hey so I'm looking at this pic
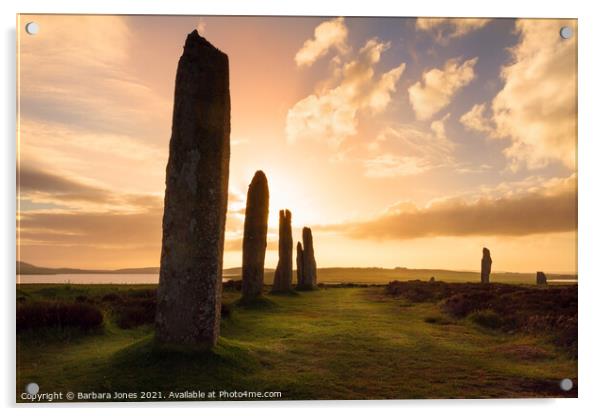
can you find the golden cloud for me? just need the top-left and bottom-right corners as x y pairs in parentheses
(491, 19), (577, 170)
(416, 18), (492, 44)
(320, 174), (577, 239)
(430, 113), (450, 141)
(18, 165), (163, 213)
(408, 57), (478, 121)
(363, 154), (432, 178)
(287, 37), (405, 146)
(294, 17), (349, 67)
(362, 119), (455, 178)
(459, 103), (493, 133)
(18, 167), (249, 269)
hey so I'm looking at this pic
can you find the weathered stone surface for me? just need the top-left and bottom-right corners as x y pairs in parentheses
(296, 227), (317, 290)
(296, 241), (304, 288)
(272, 209), (293, 293)
(241, 171), (269, 300)
(156, 30), (230, 348)
(481, 247), (492, 284)
(536, 271), (547, 285)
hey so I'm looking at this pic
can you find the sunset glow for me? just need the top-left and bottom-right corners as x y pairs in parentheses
(17, 15), (577, 273)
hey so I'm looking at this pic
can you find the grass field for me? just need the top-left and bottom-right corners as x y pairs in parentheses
(16, 283), (577, 401)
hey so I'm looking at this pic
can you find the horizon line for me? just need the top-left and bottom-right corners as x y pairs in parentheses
(16, 260), (578, 276)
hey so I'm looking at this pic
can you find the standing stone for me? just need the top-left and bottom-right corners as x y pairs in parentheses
(296, 241), (304, 288)
(481, 247), (492, 284)
(241, 171), (269, 301)
(536, 271), (548, 285)
(155, 30), (230, 348)
(302, 227), (317, 287)
(296, 227), (317, 290)
(272, 210), (293, 293)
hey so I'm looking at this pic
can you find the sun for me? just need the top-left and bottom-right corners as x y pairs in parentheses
(261, 167), (311, 230)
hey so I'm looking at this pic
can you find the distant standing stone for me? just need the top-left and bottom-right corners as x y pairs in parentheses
(156, 30), (230, 348)
(481, 247), (492, 284)
(297, 227), (317, 290)
(241, 171), (270, 300)
(272, 209), (293, 293)
(536, 271), (548, 285)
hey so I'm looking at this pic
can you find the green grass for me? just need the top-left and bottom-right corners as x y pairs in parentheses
(16, 284), (577, 401)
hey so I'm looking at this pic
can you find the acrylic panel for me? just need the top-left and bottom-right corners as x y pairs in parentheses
(16, 14), (577, 402)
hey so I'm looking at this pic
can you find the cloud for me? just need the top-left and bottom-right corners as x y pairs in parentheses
(18, 166), (245, 254)
(287, 38), (406, 146)
(19, 16), (171, 140)
(19, 119), (166, 183)
(18, 15), (171, 202)
(460, 103), (493, 133)
(19, 164), (243, 215)
(18, 165), (163, 212)
(408, 57), (478, 120)
(491, 19), (577, 170)
(416, 18), (492, 44)
(430, 113), (450, 140)
(320, 174), (576, 239)
(363, 154), (432, 178)
(362, 120), (455, 178)
(19, 166), (110, 203)
(18, 209), (163, 248)
(18, 202), (255, 270)
(17, 166), (165, 266)
(19, 206), (248, 268)
(18, 15), (173, 223)
(294, 17), (349, 67)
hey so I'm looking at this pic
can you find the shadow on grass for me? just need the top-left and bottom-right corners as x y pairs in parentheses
(100, 336), (262, 394)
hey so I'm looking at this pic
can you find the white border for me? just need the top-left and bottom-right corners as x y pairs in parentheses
(2, 1), (601, 415)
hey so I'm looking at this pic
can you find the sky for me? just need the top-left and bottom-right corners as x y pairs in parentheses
(17, 15), (577, 273)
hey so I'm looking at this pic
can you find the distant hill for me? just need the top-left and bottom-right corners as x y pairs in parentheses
(16, 261), (271, 276)
(17, 261), (160, 275)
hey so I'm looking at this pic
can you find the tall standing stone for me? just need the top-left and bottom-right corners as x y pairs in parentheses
(155, 30), (230, 348)
(303, 227), (318, 288)
(272, 210), (293, 293)
(241, 171), (269, 300)
(481, 247), (492, 284)
(536, 271), (547, 285)
(296, 227), (317, 290)
(296, 241), (304, 288)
